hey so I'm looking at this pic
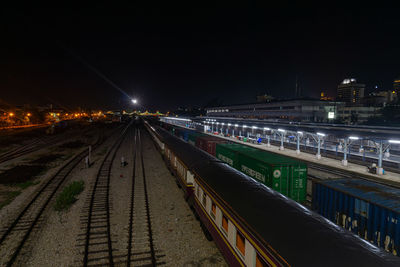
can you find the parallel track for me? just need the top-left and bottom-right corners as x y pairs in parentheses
(82, 123), (130, 266)
(0, 128), (109, 266)
(126, 127), (156, 266)
(0, 135), (61, 164)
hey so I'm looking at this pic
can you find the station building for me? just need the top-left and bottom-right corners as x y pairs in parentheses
(205, 99), (344, 123)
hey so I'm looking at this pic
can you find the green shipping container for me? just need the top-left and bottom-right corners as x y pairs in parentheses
(215, 143), (307, 203)
(216, 143), (257, 168)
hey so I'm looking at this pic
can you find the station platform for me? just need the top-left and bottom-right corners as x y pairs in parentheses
(205, 132), (400, 187)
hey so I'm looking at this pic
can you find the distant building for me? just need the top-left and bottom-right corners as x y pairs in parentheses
(320, 92), (334, 101)
(337, 78), (365, 104)
(363, 90), (397, 106)
(205, 99), (343, 123)
(256, 94), (275, 103)
(394, 77), (400, 95)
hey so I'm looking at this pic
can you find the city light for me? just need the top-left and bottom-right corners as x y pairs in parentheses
(349, 136), (359, 140)
(389, 140), (400, 144)
(131, 99), (137, 104)
(27, 113), (31, 117)
(9, 112), (14, 117)
(317, 132), (325, 136)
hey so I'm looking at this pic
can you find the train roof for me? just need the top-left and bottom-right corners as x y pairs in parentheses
(154, 124), (400, 266)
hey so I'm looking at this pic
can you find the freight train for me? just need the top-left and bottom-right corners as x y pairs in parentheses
(159, 121), (307, 203)
(144, 120), (400, 266)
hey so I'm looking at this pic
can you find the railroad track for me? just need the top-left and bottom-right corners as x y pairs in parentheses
(0, 126), (113, 266)
(81, 123), (130, 266)
(127, 127), (156, 266)
(0, 135), (60, 164)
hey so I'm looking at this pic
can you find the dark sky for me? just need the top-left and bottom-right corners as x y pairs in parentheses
(1, 3), (400, 111)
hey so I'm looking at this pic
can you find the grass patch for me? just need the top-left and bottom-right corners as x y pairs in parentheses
(54, 180), (85, 211)
(0, 191), (21, 209)
(0, 165), (45, 184)
(59, 140), (85, 149)
(14, 180), (40, 189)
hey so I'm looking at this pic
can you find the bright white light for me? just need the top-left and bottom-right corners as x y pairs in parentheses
(216, 122), (219, 125)
(317, 132), (325, 137)
(389, 140), (400, 144)
(221, 123), (225, 125)
(278, 129), (285, 132)
(234, 124), (239, 127)
(328, 112), (335, 119)
(243, 125), (247, 128)
(264, 127), (270, 131)
(297, 131), (303, 134)
(252, 126), (258, 129)
(228, 123), (231, 126)
(131, 99), (137, 104)
(349, 136), (359, 140)
(165, 117), (191, 122)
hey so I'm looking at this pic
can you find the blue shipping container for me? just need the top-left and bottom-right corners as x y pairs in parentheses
(312, 178), (400, 256)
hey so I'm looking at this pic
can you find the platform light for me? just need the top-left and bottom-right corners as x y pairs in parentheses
(252, 126), (258, 129)
(243, 125), (247, 128)
(389, 140), (400, 144)
(317, 132), (325, 137)
(297, 131), (303, 134)
(278, 128), (285, 132)
(234, 124), (239, 127)
(221, 123), (225, 125)
(227, 123), (231, 126)
(349, 136), (359, 140)
(216, 122), (219, 125)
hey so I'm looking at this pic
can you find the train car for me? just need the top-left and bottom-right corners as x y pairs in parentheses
(144, 120), (400, 266)
(313, 178), (400, 256)
(195, 135), (227, 156)
(152, 126), (212, 201)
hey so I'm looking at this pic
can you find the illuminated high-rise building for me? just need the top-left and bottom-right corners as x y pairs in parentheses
(337, 78), (365, 104)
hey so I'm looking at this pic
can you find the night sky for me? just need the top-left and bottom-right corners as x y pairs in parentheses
(1, 3), (400, 111)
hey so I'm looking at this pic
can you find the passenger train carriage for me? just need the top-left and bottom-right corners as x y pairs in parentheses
(144, 120), (400, 266)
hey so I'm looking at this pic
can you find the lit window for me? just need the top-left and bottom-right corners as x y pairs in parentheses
(256, 253), (268, 267)
(202, 193), (207, 206)
(221, 215), (228, 233)
(210, 202), (216, 219)
(236, 230), (245, 256)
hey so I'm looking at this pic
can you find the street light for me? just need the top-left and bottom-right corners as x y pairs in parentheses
(131, 99), (137, 104)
